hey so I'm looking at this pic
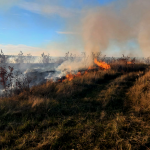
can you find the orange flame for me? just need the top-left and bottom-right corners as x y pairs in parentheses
(127, 61), (132, 64)
(66, 73), (74, 81)
(88, 66), (95, 70)
(63, 58), (110, 82)
(94, 58), (110, 69)
(75, 72), (81, 77)
(84, 71), (88, 75)
(65, 72), (82, 81)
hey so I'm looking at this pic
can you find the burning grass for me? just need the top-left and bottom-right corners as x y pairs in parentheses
(0, 61), (150, 149)
(94, 58), (111, 69)
(59, 58), (111, 82)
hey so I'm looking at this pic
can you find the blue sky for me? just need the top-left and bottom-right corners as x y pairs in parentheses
(0, 0), (118, 56)
(0, 0), (146, 57)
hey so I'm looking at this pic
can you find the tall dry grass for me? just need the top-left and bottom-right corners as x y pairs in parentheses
(0, 63), (150, 150)
(125, 69), (150, 113)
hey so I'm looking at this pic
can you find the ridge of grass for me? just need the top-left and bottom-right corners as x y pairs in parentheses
(0, 64), (150, 150)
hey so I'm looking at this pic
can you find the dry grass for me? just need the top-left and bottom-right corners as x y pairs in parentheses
(126, 69), (150, 113)
(0, 64), (150, 150)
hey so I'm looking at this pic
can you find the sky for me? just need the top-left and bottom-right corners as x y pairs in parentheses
(0, 0), (148, 57)
(0, 0), (118, 56)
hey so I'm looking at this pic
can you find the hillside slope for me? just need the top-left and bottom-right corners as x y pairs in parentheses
(0, 65), (150, 150)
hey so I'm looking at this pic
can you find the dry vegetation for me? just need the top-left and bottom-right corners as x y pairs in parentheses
(0, 57), (150, 149)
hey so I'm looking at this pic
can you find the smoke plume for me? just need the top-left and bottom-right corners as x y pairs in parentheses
(81, 0), (150, 57)
(58, 0), (150, 72)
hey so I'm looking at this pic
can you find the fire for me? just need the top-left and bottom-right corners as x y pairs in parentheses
(84, 71), (88, 75)
(65, 71), (82, 81)
(75, 72), (81, 77)
(127, 61), (132, 64)
(88, 66), (95, 70)
(58, 57), (135, 83)
(66, 73), (74, 81)
(62, 58), (110, 82)
(94, 58), (110, 69)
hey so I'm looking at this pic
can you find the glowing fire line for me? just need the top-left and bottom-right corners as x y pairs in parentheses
(63, 58), (110, 82)
(94, 58), (111, 69)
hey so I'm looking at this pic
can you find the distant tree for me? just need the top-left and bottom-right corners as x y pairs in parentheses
(26, 53), (34, 63)
(0, 50), (9, 63)
(40, 52), (51, 63)
(81, 52), (90, 68)
(92, 52), (101, 61)
(65, 52), (70, 60)
(15, 51), (25, 63)
(65, 52), (76, 61)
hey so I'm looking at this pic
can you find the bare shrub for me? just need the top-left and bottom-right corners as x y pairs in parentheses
(0, 66), (31, 97)
(65, 52), (76, 61)
(15, 51), (25, 63)
(81, 52), (89, 68)
(40, 52), (51, 63)
(145, 57), (150, 64)
(0, 50), (10, 63)
(12, 71), (31, 95)
(91, 52), (101, 60)
(26, 53), (34, 63)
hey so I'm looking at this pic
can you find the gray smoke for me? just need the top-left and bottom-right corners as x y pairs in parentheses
(82, 0), (150, 57)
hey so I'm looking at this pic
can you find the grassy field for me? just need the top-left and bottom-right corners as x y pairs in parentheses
(0, 63), (150, 150)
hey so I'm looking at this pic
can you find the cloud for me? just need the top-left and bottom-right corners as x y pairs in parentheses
(1, 0), (149, 58)
(0, 43), (82, 57)
(0, 44), (46, 56)
(0, 0), (19, 5)
(0, 0), (22, 10)
(17, 1), (79, 18)
(44, 41), (83, 57)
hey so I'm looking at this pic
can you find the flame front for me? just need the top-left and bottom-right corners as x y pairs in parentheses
(65, 72), (82, 81)
(127, 61), (132, 64)
(64, 58), (110, 82)
(94, 58), (110, 69)
(66, 73), (74, 81)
